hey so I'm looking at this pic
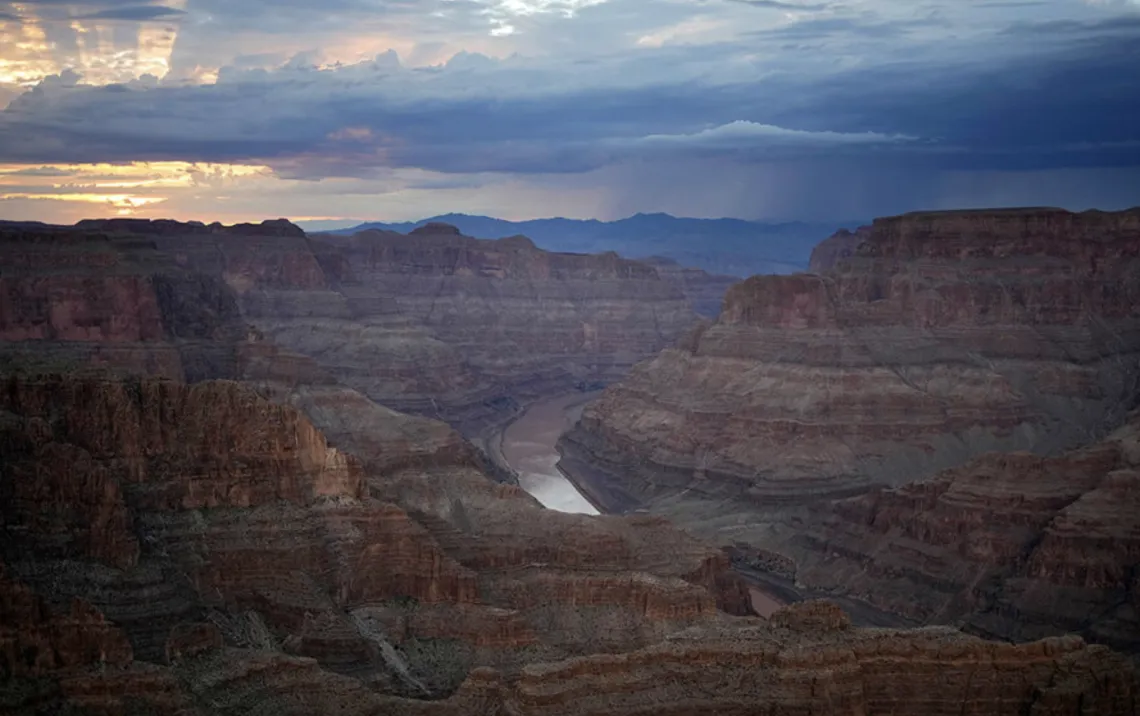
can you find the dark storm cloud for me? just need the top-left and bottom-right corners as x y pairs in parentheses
(1, 7), (1138, 181)
(1000, 15), (1140, 36)
(745, 15), (940, 40)
(776, 34), (1140, 170)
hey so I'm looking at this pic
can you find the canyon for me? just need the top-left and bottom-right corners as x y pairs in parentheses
(2, 209), (1140, 714)
(558, 207), (1140, 652)
(2, 374), (1135, 715)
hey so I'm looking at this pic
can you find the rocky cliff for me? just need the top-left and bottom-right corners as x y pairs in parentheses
(254, 224), (698, 432)
(1, 373), (1135, 715)
(639, 257), (738, 318)
(808, 225), (870, 273)
(558, 207), (1140, 646)
(562, 208), (1140, 506)
(2, 218), (704, 436)
(787, 410), (1140, 653)
(0, 373), (753, 708)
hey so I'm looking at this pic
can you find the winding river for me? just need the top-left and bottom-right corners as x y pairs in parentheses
(495, 391), (789, 617)
(498, 392), (601, 515)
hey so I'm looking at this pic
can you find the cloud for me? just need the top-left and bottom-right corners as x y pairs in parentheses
(1, 0), (1138, 222)
(74, 5), (185, 20)
(0, 165), (73, 176)
(723, 0), (831, 10)
(4, 17), (1137, 175)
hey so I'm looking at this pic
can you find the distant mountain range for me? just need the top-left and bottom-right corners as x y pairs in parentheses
(307, 213), (865, 277)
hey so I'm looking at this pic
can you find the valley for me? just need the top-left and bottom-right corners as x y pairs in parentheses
(1, 209), (1138, 715)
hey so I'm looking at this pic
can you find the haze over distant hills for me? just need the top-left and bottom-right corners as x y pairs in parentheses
(306, 213), (863, 277)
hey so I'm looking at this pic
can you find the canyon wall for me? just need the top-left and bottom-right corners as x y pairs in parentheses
(0, 373), (751, 704)
(255, 224), (698, 431)
(1, 372), (1135, 715)
(639, 256), (738, 317)
(558, 208), (1140, 647)
(809, 225), (870, 273)
(787, 410), (1140, 653)
(3, 212), (1140, 713)
(37, 218), (703, 434)
(562, 208), (1140, 507)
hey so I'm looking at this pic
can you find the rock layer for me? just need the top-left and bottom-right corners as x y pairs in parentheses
(788, 411), (1140, 653)
(1, 218), (704, 437)
(0, 373), (758, 711)
(558, 207), (1140, 651)
(639, 257), (738, 318)
(808, 225), (870, 273)
(252, 225), (698, 432)
(561, 208), (1140, 508)
(3, 207), (1140, 712)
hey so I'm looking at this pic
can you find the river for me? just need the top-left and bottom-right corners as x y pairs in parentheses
(496, 391), (792, 617)
(498, 392), (601, 515)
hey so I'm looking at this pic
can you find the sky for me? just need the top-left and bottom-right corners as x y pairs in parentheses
(0, 0), (1138, 225)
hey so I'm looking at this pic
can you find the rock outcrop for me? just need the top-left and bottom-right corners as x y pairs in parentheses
(0, 373), (757, 711)
(3, 209), (1140, 713)
(639, 257), (738, 318)
(246, 225), (698, 432)
(561, 208), (1140, 508)
(0, 223), (249, 382)
(787, 410), (1140, 653)
(809, 225), (870, 273)
(558, 207), (1140, 648)
(4, 550), (1136, 716)
(1, 218), (704, 437)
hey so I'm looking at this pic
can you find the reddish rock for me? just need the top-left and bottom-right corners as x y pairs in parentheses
(0, 564), (133, 678)
(0, 369), (1136, 715)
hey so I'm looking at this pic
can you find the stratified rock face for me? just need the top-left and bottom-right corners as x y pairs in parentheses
(787, 411), (1140, 653)
(1, 348), (1137, 711)
(505, 602), (1138, 716)
(0, 373), (759, 712)
(560, 208), (1140, 512)
(1, 218), (705, 435)
(248, 225), (698, 431)
(808, 225), (870, 273)
(638, 257), (738, 318)
(0, 224), (250, 382)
